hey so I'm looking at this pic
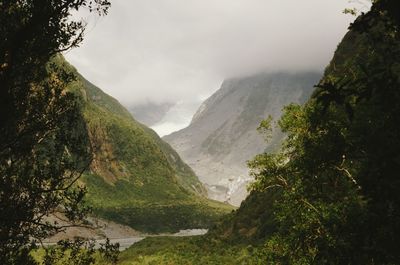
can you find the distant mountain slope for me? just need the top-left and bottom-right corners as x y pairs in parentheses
(128, 102), (174, 127)
(212, 4), (400, 259)
(164, 72), (321, 205)
(55, 56), (233, 233)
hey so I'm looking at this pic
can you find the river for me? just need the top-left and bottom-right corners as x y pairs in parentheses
(96, 229), (208, 250)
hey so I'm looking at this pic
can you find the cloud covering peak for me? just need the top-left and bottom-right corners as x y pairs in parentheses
(66, 0), (358, 107)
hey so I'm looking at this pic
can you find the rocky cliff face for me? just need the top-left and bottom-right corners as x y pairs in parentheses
(164, 72), (321, 205)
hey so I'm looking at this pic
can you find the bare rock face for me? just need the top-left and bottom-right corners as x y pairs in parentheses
(164, 72), (321, 206)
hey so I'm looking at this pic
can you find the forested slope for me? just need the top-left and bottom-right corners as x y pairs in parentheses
(56, 56), (233, 233)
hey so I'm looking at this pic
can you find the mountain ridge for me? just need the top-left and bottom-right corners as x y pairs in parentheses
(54, 55), (233, 233)
(164, 72), (321, 205)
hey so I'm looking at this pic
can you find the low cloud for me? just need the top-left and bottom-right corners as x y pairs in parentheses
(66, 0), (359, 107)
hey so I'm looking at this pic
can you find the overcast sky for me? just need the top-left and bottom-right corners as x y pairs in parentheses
(65, 0), (361, 136)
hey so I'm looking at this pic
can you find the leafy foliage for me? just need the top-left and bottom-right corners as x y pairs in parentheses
(245, 2), (400, 264)
(0, 62), (94, 262)
(32, 238), (119, 265)
(0, 1), (113, 264)
(105, 236), (268, 265)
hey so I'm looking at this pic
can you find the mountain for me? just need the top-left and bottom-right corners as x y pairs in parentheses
(163, 72), (321, 205)
(128, 102), (174, 127)
(55, 56), (233, 233)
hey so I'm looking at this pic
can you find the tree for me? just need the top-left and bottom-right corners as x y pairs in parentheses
(0, 1), (113, 264)
(249, 1), (400, 263)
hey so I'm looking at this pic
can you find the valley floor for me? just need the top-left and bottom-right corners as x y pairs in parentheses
(96, 236), (266, 265)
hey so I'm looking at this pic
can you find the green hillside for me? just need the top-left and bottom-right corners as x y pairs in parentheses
(54, 56), (233, 233)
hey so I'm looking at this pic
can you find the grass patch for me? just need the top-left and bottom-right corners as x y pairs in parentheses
(109, 236), (267, 265)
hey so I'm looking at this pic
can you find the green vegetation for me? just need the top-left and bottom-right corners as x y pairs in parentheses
(106, 193), (277, 265)
(98, 236), (266, 265)
(236, 2), (400, 263)
(32, 238), (119, 265)
(82, 173), (232, 233)
(53, 57), (233, 233)
(191, 3), (400, 264)
(0, 1), (112, 264)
